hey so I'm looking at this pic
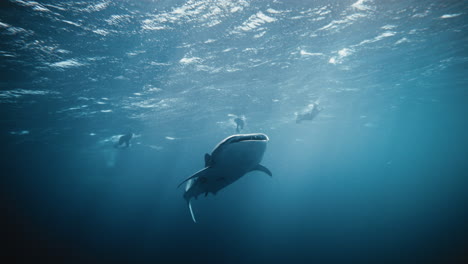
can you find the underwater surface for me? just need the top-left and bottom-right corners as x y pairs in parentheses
(1, 0), (468, 263)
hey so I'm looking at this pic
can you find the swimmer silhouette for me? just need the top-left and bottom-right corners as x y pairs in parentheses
(114, 133), (133, 148)
(234, 117), (245, 133)
(296, 103), (322, 124)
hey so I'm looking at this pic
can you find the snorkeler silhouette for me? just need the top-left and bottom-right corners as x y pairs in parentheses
(234, 117), (245, 133)
(296, 103), (322, 124)
(114, 133), (133, 148)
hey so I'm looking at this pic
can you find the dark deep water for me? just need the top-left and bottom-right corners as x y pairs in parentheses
(1, 0), (468, 263)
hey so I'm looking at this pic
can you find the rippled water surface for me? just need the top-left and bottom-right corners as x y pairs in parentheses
(1, 0), (467, 263)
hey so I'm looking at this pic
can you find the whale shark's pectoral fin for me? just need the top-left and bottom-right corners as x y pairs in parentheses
(252, 164), (272, 177)
(204, 153), (212, 167)
(178, 167), (209, 188)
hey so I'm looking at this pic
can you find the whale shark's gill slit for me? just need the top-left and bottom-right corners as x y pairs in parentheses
(188, 201), (197, 223)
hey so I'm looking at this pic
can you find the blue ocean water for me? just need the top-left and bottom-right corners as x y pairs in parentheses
(1, 0), (468, 263)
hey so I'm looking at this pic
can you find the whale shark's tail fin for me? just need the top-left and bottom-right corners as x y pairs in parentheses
(188, 200), (197, 223)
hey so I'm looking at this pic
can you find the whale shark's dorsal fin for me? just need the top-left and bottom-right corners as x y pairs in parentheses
(204, 153), (212, 167)
(252, 164), (272, 177)
(178, 167), (209, 188)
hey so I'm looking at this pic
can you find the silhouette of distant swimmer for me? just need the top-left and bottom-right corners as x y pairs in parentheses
(296, 103), (322, 124)
(115, 133), (133, 148)
(234, 117), (245, 133)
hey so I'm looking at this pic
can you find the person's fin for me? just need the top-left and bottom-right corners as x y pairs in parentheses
(178, 168), (209, 188)
(204, 153), (212, 167)
(252, 164), (272, 177)
(188, 200), (197, 223)
(205, 192), (208, 197)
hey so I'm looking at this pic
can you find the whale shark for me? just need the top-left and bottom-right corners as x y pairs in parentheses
(178, 133), (272, 222)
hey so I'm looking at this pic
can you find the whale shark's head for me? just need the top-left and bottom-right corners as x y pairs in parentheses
(211, 133), (269, 165)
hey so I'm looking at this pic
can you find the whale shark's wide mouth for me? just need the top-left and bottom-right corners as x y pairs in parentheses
(228, 133), (269, 143)
(212, 133), (269, 153)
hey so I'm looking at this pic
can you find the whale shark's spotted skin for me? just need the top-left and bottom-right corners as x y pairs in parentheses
(179, 133), (272, 222)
